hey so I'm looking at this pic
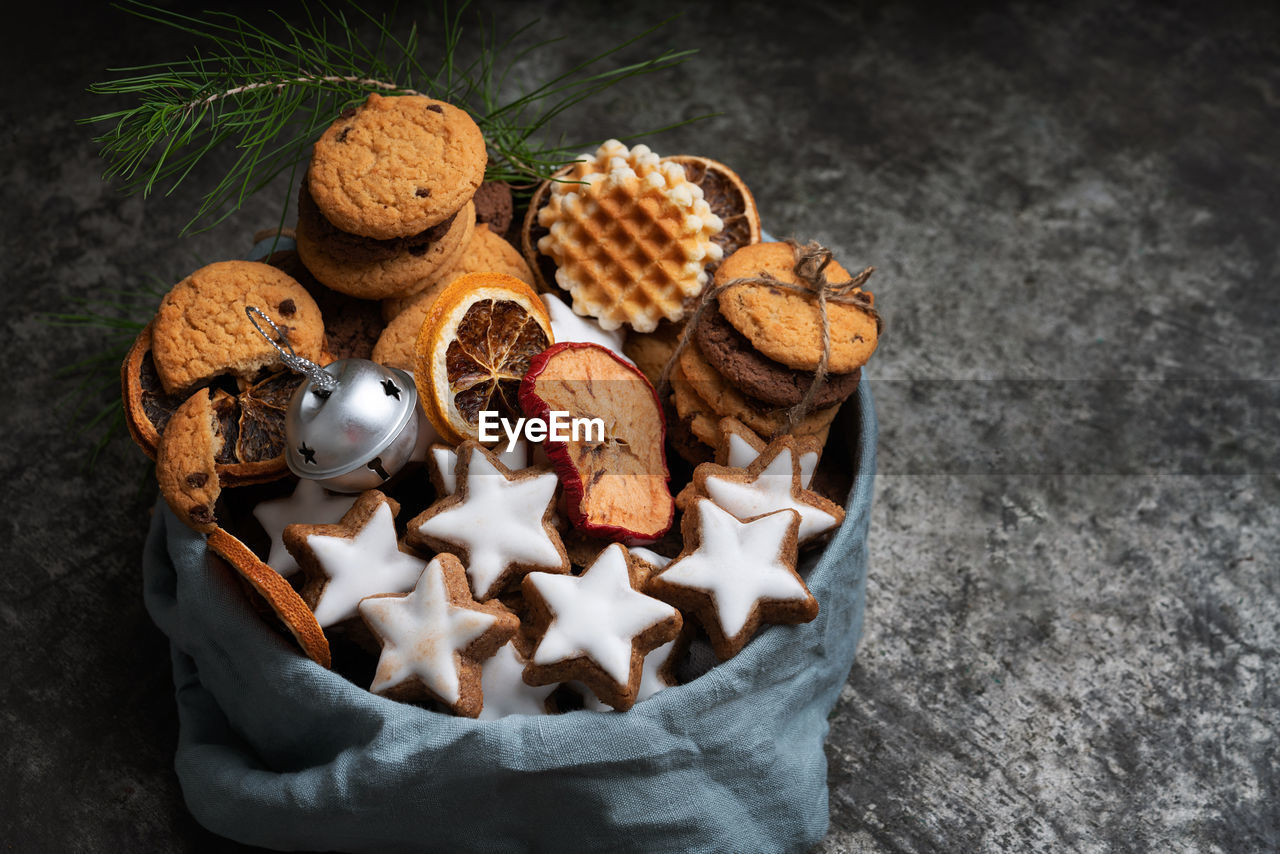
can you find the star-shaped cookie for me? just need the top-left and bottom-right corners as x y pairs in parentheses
(647, 497), (817, 660)
(576, 629), (686, 711)
(477, 640), (557, 720)
(677, 436), (844, 544)
(426, 438), (529, 496)
(252, 478), (358, 577)
(407, 441), (569, 600)
(283, 490), (427, 628)
(715, 417), (821, 489)
(521, 543), (682, 710)
(359, 553), (518, 717)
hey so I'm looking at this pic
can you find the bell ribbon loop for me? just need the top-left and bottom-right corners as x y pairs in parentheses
(244, 306), (337, 397)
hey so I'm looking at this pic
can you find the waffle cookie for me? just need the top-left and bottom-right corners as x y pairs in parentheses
(536, 140), (724, 332)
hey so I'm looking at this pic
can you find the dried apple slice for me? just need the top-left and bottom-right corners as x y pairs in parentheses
(519, 342), (674, 543)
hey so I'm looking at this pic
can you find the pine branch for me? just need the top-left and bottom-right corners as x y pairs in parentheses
(83, 0), (702, 234)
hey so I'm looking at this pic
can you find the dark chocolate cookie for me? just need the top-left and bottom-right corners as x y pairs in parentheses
(694, 300), (861, 408)
(472, 181), (514, 237)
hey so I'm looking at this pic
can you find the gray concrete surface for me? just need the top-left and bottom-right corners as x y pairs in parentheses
(2, 0), (1277, 851)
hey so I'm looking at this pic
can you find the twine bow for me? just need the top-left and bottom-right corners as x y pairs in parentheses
(656, 239), (879, 438)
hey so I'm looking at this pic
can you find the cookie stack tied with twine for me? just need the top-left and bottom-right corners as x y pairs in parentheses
(296, 93), (485, 300)
(657, 240), (880, 462)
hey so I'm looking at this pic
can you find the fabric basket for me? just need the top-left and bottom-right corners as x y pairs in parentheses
(142, 380), (877, 853)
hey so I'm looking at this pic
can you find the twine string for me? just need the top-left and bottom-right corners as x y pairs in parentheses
(244, 306), (337, 397)
(655, 239), (878, 438)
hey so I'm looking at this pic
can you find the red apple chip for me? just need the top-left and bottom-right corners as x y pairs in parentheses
(519, 343), (674, 543)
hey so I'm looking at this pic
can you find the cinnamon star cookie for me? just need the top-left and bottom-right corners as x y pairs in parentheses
(677, 436), (845, 544)
(359, 553), (518, 717)
(284, 490), (427, 628)
(406, 441), (569, 601)
(647, 498), (815, 660)
(714, 417), (821, 490)
(520, 543), (682, 711)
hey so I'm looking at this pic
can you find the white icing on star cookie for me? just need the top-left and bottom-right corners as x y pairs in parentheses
(700, 444), (842, 543)
(637, 637), (679, 703)
(522, 543), (681, 710)
(428, 438), (528, 496)
(660, 502), (806, 638)
(284, 492), (427, 628)
(648, 498), (817, 660)
(252, 479), (357, 577)
(717, 417), (820, 489)
(359, 553), (517, 716)
(478, 641), (556, 720)
(725, 432), (818, 489)
(540, 292), (632, 365)
(408, 442), (568, 600)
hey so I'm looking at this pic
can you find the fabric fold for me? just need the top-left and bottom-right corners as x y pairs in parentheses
(142, 382), (877, 853)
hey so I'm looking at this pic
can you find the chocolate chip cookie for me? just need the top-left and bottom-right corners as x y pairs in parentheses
(716, 242), (878, 374)
(308, 93), (487, 239)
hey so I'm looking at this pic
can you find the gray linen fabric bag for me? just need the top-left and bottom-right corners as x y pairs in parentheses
(142, 381), (877, 853)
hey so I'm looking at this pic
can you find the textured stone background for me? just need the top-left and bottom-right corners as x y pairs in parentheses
(3, 0), (1277, 851)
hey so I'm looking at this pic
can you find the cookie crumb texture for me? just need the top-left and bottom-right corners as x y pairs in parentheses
(156, 390), (220, 533)
(309, 94), (487, 239)
(151, 260), (324, 395)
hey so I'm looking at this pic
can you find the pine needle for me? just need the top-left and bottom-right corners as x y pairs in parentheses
(82, 0), (703, 234)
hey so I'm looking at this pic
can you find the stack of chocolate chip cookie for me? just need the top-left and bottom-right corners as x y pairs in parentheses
(295, 93), (486, 301)
(292, 93), (541, 370)
(666, 242), (878, 462)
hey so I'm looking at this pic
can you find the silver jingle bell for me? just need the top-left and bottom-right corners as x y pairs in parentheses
(285, 358), (420, 493)
(244, 306), (419, 493)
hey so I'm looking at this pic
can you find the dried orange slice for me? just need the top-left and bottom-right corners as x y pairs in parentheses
(521, 165), (574, 292)
(209, 371), (305, 486)
(122, 323), (185, 459)
(207, 526), (332, 668)
(661, 155), (761, 272)
(414, 272), (554, 444)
